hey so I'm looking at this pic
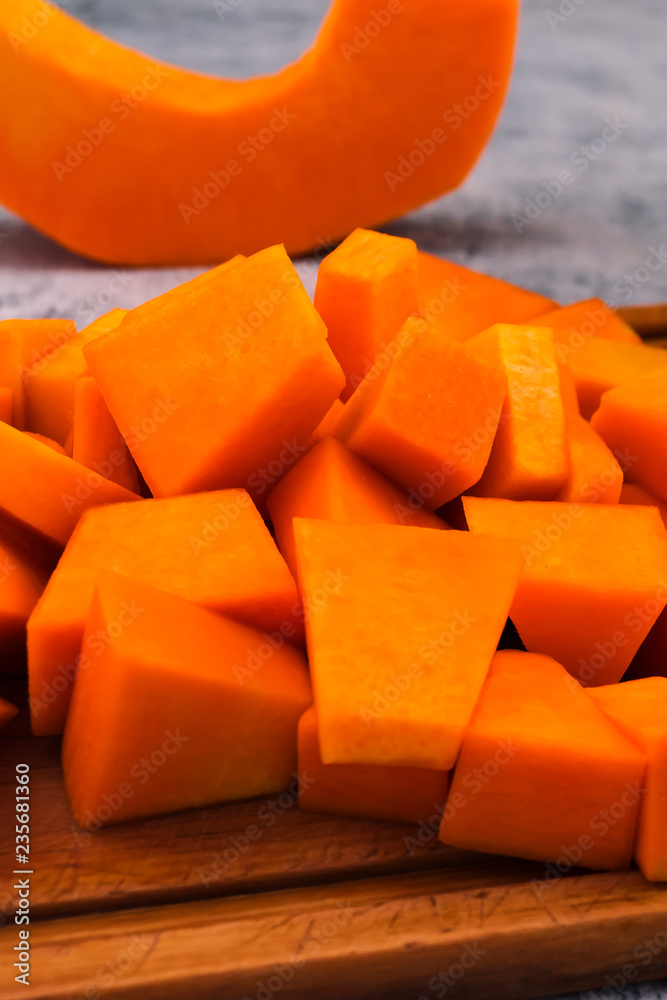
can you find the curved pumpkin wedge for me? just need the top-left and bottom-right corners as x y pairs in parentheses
(0, 0), (517, 265)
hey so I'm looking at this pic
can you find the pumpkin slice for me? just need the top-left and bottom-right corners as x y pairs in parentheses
(418, 252), (556, 342)
(71, 376), (140, 494)
(0, 420), (137, 547)
(27, 489), (299, 735)
(466, 324), (568, 500)
(439, 650), (646, 872)
(293, 518), (522, 771)
(267, 436), (447, 577)
(314, 228), (420, 400)
(588, 678), (667, 881)
(463, 497), (667, 685)
(298, 706), (450, 824)
(620, 483), (667, 527)
(533, 298), (642, 347)
(84, 246), (344, 500)
(62, 573), (311, 828)
(333, 318), (507, 509)
(555, 414), (623, 505)
(558, 337), (667, 420)
(0, 0), (518, 264)
(591, 367), (667, 502)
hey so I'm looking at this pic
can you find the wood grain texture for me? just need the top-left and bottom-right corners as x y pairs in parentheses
(3, 868), (667, 1000)
(0, 732), (482, 921)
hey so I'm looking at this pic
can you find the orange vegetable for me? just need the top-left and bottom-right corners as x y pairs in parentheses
(24, 432), (66, 454)
(439, 650), (646, 871)
(620, 483), (667, 527)
(0, 520), (51, 665)
(0, 0), (517, 265)
(0, 317), (76, 429)
(557, 337), (667, 420)
(307, 399), (345, 448)
(333, 317), (507, 509)
(84, 246), (344, 500)
(555, 415), (623, 505)
(314, 229), (419, 400)
(125, 257), (243, 324)
(0, 420), (137, 547)
(293, 518), (522, 770)
(0, 387), (11, 424)
(533, 297), (642, 347)
(0, 697), (19, 731)
(557, 362), (580, 415)
(62, 573), (311, 827)
(297, 706), (450, 824)
(588, 678), (666, 881)
(591, 368), (667, 502)
(27, 489), (299, 735)
(466, 324), (568, 500)
(418, 252), (556, 342)
(71, 377), (140, 494)
(22, 309), (129, 446)
(463, 498), (667, 685)
(267, 436), (447, 577)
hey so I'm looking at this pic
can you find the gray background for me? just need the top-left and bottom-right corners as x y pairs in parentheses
(1, 2), (666, 998)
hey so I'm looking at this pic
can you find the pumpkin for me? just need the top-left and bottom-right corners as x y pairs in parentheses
(0, 0), (517, 264)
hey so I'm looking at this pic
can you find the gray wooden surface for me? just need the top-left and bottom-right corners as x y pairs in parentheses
(1, 2), (666, 998)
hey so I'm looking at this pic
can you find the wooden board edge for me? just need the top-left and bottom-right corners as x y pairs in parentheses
(3, 867), (667, 1000)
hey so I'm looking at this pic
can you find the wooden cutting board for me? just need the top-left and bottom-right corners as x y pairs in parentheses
(2, 308), (667, 1000)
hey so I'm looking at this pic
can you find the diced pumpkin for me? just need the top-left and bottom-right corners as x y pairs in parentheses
(620, 483), (667, 528)
(418, 252), (556, 342)
(0, 420), (137, 547)
(267, 436), (447, 578)
(27, 489), (300, 736)
(439, 650), (646, 871)
(555, 414), (623, 504)
(297, 706), (450, 824)
(293, 518), (522, 771)
(84, 246), (344, 500)
(307, 399), (345, 448)
(72, 376), (140, 494)
(1, 317), (77, 430)
(0, 0), (518, 265)
(588, 678), (667, 881)
(22, 310), (125, 446)
(533, 298), (642, 347)
(0, 520), (51, 666)
(0, 387), (11, 424)
(463, 498), (667, 685)
(24, 432), (66, 454)
(125, 257), (243, 324)
(332, 318), (507, 509)
(557, 362), (580, 415)
(314, 229), (419, 400)
(0, 697), (19, 731)
(556, 337), (667, 420)
(466, 324), (568, 500)
(591, 368), (667, 502)
(62, 573), (311, 827)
